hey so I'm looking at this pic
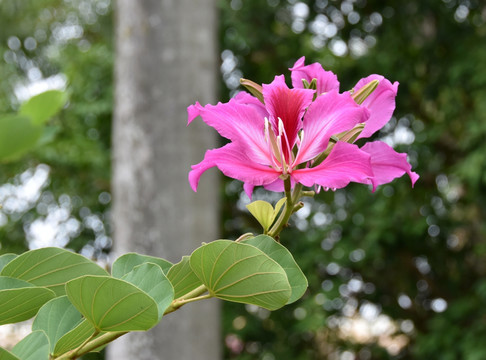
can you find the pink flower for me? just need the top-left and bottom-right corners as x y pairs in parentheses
(289, 56), (419, 190)
(188, 75), (373, 197)
(188, 58), (418, 197)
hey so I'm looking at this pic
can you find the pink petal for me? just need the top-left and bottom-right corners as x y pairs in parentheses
(187, 101), (205, 125)
(189, 143), (281, 192)
(289, 56), (340, 94)
(262, 75), (315, 148)
(263, 179), (285, 192)
(353, 75), (399, 139)
(293, 90), (369, 165)
(291, 142), (373, 189)
(360, 141), (419, 190)
(233, 91), (269, 119)
(243, 183), (255, 199)
(186, 99), (271, 166)
(263, 178), (296, 193)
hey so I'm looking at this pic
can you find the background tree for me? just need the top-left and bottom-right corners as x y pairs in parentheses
(107, 0), (221, 359)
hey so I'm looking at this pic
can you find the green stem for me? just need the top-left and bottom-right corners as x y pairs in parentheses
(69, 330), (99, 358)
(54, 331), (126, 360)
(267, 178), (304, 239)
(164, 284), (210, 315)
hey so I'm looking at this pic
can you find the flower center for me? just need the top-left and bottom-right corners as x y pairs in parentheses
(264, 117), (294, 175)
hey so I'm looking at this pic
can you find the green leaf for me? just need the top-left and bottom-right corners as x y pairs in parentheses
(190, 240), (291, 310)
(112, 253), (172, 278)
(246, 198), (286, 232)
(1, 247), (108, 296)
(11, 331), (49, 360)
(274, 197), (287, 216)
(65, 275), (159, 331)
(0, 114), (42, 162)
(19, 90), (68, 125)
(167, 256), (202, 298)
(246, 200), (274, 231)
(54, 319), (103, 356)
(0, 276), (56, 325)
(122, 263), (174, 320)
(0, 347), (20, 360)
(242, 235), (308, 304)
(32, 296), (83, 354)
(0, 254), (17, 272)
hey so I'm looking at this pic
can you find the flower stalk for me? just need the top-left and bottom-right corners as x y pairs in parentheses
(267, 180), (304, 239)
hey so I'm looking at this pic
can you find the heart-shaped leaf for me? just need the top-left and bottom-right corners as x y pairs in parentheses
(167, 256), (202, 298)
(190, 240), (291, 310)
(112, 253), (172, 278)
(65, 275), (159, 332)
(122, 263), (174, 320)
(0, 276), (55, 325)
(11, 331), (49, 360)
(1, 247), (108, 296)
(242, 235), (307, 304)
(246, 198), (286, 232)
(32, 296), (83, 354)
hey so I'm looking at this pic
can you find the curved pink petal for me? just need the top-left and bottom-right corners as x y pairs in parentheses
(243, 182), (255, 199)
(189, 143), (281, 192)
(353, 75), (399, 139)
(290, 56), (340, 94)
(233, 91), (268, 114)
(262, 75), (315, 148)
(293, 90), (369, 165)
(187, 101), (205, 124)
(291, 142), (373, 189)
(262, 178), (297, 193)
(360, 141), (419, 190)
(186, 99), (271, 166)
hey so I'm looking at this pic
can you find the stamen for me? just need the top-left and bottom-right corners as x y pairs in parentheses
(278, 117), (293, 172)
(291, 129), (305, 168)
(264, 118), (270, 143)
(265, 118), (282, 171)
(276, 134), (287, 175)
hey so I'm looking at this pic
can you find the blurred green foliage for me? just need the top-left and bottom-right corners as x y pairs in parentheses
(220, 0), (486, 359)
(1, 0), (486, 359)
(0, 0), (113, 256)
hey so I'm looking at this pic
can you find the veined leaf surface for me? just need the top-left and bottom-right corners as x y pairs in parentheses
(122, 263), (174, 319)
(65, 275), (159, 332)
(11, 331), (49, 360)
(0, 254), (17, 272)
(242, 235), (308, 304)
(0, 347), (19, 360)
(190, 240), (291, 310)
(54, 319), (104, 356)
(32, 296), (83, 354)
(167, 256), (202, 298)
(1, 247), (108, 296)
(0, 276), (55, 325)
(112, 253), (172, 278)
